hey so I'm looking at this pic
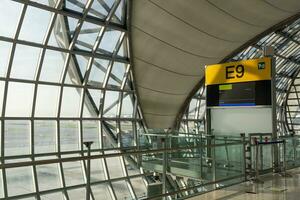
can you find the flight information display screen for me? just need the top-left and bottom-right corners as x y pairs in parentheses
(218, 82), (255, 106)
(206, 80), (271, 107)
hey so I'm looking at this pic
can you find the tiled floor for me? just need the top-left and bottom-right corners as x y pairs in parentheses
(188, 168), (300, 200)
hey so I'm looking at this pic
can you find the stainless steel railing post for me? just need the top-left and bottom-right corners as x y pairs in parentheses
(253, 141), (264, 184)
(255, 142), (259, 180)
(283, 139), (286, 173)
(84, 141), (93, 200)
(161, 137), (167, 200)
(240, 133), (246, 181)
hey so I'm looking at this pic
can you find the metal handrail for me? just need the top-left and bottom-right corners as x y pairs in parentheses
(0, 141), (243, 169)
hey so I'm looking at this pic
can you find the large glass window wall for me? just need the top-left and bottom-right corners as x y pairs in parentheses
(0, 0), (146, 199)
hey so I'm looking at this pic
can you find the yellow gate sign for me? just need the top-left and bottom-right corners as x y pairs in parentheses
(205, 57), (271, 86)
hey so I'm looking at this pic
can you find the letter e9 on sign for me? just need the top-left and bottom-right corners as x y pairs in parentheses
(205, 57), (271, 86)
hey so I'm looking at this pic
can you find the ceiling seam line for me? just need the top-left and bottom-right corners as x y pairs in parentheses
(143, 112), (178, 117)
(147, 0), (242, 43)
(136, 84), (189, 96)
(134, 57), (202, 77)
(262, 0), (294, 14)
(206, 0), (267, 28)
(132, 25), (221, 59)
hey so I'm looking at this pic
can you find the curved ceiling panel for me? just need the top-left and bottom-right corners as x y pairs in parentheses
(131, 0), (300, 128)
(134, 58), (200, 94)
(264, 0), (300, 12)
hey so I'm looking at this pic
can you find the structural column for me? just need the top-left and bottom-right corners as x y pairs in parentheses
(264, 46), (279, 172)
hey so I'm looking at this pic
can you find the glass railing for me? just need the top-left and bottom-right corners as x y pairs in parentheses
(139, 132), (245, 191)
(280, 135), (300, 169)
(248, 134), (273, 172)
(134, 131), (300, 199)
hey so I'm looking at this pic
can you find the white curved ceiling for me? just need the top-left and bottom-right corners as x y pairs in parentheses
(131, 0), (300, 128)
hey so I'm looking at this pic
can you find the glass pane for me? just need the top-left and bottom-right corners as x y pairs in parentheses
(188, 99), (197, 118)
(88, 89), (103, 110)
(88, 59), (110, 87)
(121, 93), (134, 118)
(88, 1), (108, 19)
(0, 81), (4, 114)
(66, 0), (85, 13)
(0, 0), (22, 38)
(37, 163), (61, 191)
(6, 166), (35, 196)
(105, 152), (124, 179)
(83, 89), (102, 118)
(66, 16), (79, 39)
(82, 104), (96, 118)
(0, 170), (4, 198)
(107, 62), (126, 88)
(60, 87), (82, 117)
(121, 121), (134, 147)
(111, 0), (125, 24)
(117, 39), (127, 57)
(74, 55), (88, 78)
(98, 29), (122, 53)
(48, 14), (70, 48)
(112, 180), (132, 200)
(68, 188), (86, 200)
(35, 85), (60, 117)
(75, 22), (102, 51)
(6, 82), (34, 117)
(60, 120), (79, 151)
(131, 177), (147, 199)
(92, 184), (112, 200)
(41, 192), (64, 200)
(103, 123), (116, 149)
(34, 120), (56, 154)
(63, 160), (84, 186)
(0, 41), (12, 77)
(66, 57), (86, 86)
(19, 6), (51, 43)
(123, 75), (132, 90)
(40, 49), (66, 83)
(83, 121), (100, 149)
(10, 44), (41, 80)
(104, 0), (115, 8)
(103, 91), (119, 117)
(90, 156), (105, 183)
(125, 156), (140, 176)
(5, 120), (30, 156)
(104, 121), (118, 139)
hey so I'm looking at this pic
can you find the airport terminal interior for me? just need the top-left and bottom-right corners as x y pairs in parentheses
(0, 0), (300, 199)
